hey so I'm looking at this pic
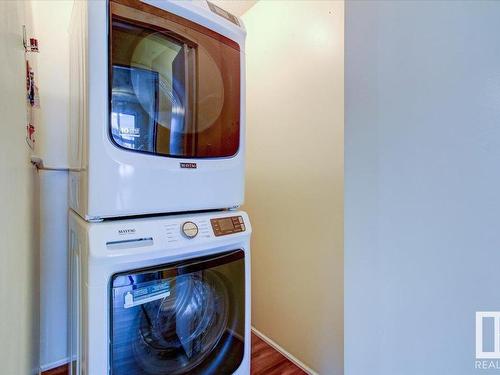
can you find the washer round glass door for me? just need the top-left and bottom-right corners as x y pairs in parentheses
(110, 250), (245, 375)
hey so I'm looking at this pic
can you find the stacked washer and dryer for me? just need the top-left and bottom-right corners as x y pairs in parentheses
(67, 1), (251, 374)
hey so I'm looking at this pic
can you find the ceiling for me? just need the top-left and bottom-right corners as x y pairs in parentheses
(210, 0), (258, 17)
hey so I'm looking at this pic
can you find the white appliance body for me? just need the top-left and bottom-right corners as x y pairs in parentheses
(69, 210), (251, 374)
(69, 0), (247, 220)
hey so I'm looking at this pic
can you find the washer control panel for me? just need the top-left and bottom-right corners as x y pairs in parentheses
(181, 221), (199, 239)
(165, 220), (210, 244)
(211, 216), (246, 237)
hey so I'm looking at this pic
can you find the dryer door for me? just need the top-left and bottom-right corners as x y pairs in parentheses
(110, 250), (245, 375)
(109, 1), (241, 159)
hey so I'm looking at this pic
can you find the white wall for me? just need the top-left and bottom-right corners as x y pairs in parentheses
(31, 0), (74, 370)
(39, 171), (69, 371)
(345, 1), (500, 374)
(32, 0), (73, 169)
(243, 1), (344, 373)
(0, 1), (39, 374)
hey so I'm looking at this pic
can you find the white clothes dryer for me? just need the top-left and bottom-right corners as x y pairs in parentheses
(69, 0), (247, 220)
(68, 209), (251, 374)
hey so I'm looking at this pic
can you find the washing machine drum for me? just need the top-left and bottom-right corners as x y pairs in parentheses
(132, 271), (229, 374)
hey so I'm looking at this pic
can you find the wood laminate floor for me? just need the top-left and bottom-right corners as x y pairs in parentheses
(42, 365), (68, 375)
(250, 333), (307, 375)
(43, 333), (306, 375)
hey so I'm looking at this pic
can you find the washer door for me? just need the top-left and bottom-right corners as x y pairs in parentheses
(110, 250), (245, 375)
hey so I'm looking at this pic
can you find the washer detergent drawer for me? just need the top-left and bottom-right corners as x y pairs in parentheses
(110, 250), (245, 375)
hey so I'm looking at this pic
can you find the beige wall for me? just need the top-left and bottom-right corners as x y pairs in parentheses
(242, 1), (344, 373)
(0, 1), (39, 374)
(211, 0), (257, 17)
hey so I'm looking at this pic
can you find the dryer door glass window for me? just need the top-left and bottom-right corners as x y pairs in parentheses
(110, 250), (245, 375)
(110, 7), (241, 159)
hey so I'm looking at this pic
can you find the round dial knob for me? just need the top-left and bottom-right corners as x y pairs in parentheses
(181, 221), (198, 239)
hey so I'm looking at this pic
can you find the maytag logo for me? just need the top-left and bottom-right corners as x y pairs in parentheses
(180, 162), (197, 169)
(118, 228), (136, 235)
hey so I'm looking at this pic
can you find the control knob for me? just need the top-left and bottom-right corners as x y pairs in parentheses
(181, 221), (198, 239)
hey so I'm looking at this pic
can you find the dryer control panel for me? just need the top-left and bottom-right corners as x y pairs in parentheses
(211, 216), (246, 236)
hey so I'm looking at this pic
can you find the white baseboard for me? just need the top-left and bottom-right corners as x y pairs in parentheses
(251, 326), (319, 375)
(40, 357), (69, 373)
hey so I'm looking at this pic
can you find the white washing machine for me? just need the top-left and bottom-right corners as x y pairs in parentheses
(69, 209), (251, 374)
(69, 0), (247, 220)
